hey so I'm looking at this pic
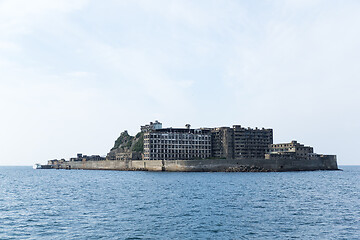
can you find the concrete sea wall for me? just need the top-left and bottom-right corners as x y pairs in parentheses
(51, 155), (338, 172)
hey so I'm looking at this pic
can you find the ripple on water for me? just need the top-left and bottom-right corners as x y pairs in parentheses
(0, 166), (359, 239)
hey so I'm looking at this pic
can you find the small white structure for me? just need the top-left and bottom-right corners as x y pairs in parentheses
(33, 163), (42, 169)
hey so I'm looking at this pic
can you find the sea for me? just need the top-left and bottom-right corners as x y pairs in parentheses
(0, 166), (359, 240)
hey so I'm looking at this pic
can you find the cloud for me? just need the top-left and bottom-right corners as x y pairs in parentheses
(0, 41), (21, 52)
(225, 1), (360, 102)
(95, 46), (199, 128)
(0, 1), (359, 165)
(221, 1), (360, 161)
(0, 0), (88, 37)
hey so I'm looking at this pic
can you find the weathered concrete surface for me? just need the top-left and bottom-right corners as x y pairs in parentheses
(49, 155), (338, 172)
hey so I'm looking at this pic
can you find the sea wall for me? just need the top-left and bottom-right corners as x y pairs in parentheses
(50, 155), (338, 172)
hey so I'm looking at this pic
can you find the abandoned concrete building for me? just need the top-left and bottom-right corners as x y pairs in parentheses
(47, 122), (332, 166)
(233, 125), (273, 159)
(69, 153), (106, 161)
(141, 120), (162, 132)
(209, 125), (273, 159)
(266, 140), (316, 160)
(143, 126), (212, 160)
(45, 121), (337, 173)
(211, 127), (234, 159)
(142, 121), (273, 160)
(107, 150), (142, 161)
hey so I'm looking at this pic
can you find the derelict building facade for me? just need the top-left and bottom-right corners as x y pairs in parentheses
(210, 125), (273, 159)
(143, 127), (211, 160)
(143, 121), (273, 160)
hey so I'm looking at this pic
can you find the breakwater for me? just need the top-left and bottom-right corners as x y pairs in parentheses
(48, 155), (338, 172)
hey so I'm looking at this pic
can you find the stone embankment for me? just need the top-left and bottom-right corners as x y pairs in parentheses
(46, 155), (338, 172)
(224, 166), (270, 172)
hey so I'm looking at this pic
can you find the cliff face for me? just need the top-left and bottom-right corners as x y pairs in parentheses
(107, 131), (144, 160)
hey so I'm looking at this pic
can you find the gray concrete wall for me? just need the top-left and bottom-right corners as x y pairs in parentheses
(51, 155), (338, 172)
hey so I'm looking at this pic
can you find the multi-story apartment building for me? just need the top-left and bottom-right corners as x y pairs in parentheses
(267, 141), (314, 159)
(143, 124), (211, 160)
(210, 125), (273, 159)
(210, 127), (234, 159)
(143, 121), (273, 160)
(233, 125), (273, 159)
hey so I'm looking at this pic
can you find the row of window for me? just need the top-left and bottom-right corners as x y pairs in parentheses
(145, 140), (210, 144)
(270, 147), (313, 152)
(144, 154), (210, 160)
(144, 145), (211, 149)
(147, 149), (210, 153)
(145, 134), (210, 140)
(234, 138), (272, 141)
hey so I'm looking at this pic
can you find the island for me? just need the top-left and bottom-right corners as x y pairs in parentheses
(42, 121), (338, 172)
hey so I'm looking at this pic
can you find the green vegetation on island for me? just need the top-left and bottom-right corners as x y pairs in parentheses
(111, 130), (144, 153)
(132, 133), (144, 152)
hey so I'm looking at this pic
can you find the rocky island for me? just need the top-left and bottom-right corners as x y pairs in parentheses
(44, 121), (338, 172)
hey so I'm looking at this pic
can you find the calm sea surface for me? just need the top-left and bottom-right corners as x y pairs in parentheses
(0, 166), (359, 239)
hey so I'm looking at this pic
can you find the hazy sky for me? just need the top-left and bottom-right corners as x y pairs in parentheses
(0, 0), (359, 166)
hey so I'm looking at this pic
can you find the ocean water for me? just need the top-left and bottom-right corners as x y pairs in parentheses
(0, 166), (359, 240)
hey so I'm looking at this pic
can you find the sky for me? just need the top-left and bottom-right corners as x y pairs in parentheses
(0, 0), (359, 166)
